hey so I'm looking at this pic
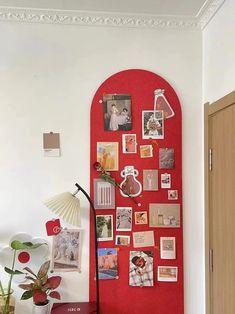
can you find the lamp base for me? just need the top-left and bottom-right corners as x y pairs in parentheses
(51, 302), (97, 314)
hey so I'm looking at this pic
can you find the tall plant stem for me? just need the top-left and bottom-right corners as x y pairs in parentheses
(3, 249), (16, 314)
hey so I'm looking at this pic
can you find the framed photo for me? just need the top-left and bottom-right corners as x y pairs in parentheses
(149, 203), (180, 228)
(140, 145), (153, 158)
(160, 237), (176, 259)
(103, 94), (132, 131)
(143, 169), (158, 191)
(94, 178), (115, 209)
(96, 215), (113, 241)
(161, 173), (171, 189)
(134, 211), (148, 225)
(122, 134), (137, 153)
(142, 110), (164, 139)
(97, 142), (119, 171)
(129, 251), (154, 286)
(115, 235), (130, 246)
(158, 266), (178, 282)
(98, 248), (118, 280)
(116, 207), (132, 231)
(168, 190), (178, 200)
(52, 229), (82, 272)
(159, 148), (174, 169)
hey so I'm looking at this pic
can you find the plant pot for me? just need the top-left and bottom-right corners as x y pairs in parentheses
(32, 302), (50, 314)
(0, 289), (15, 314)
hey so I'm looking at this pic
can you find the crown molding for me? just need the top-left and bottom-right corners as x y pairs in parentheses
(0, 0), (225, 30)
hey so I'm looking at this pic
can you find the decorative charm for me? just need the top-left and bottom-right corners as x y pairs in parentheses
(154, 89), (175, 119)
(119, 166), (142, 197)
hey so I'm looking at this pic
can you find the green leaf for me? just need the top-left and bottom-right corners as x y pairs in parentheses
(4, 267), (24, 275)
(10, 241), (47, 250)
(37, 261), (50, 279)
(21, 290), (33, 300)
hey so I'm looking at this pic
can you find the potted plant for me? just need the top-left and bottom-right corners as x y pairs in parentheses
(19, 260), (61, 314)
(0, 240), (46, 314)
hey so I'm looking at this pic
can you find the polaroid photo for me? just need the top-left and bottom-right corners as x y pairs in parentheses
(98, 248), (118, 279)
(122, 134), (137, 154)
(96, 215), (113, 241)
(94, 178), (115, 209)
(116, 207), (132, 231)
(97, 142), (119, 171)
(158, 266), (178, 282)
(115, 235), (130, 246)
(52, 229), (82, 272)
(159, 148), (174, 169)
(129, 251), (154, 286)
(161, 173), (171, 189)
(168, 190), (178, 200)
(140, 145), (153, 158)
(149, 203), (180, 228)
(134, 211), (148, 225)
(143, 170), (158, 191)
(103, 94), (132, 131)
(160, 237), (176, 259)
(133, 231), (155, 248)
(142, 110), (164, 139)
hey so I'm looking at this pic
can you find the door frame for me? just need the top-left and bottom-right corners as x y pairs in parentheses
(204, 90), (235, 314)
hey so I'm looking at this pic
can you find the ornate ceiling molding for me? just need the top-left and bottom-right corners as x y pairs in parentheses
(0, 0), (225, 30)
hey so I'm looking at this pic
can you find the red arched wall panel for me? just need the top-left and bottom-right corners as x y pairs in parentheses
(90, 69), (183, 314)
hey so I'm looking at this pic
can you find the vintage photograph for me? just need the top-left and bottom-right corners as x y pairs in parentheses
(122, 134), (137, 153)
(133, 231), (155, 248)
(98, 248), (118, 280)
(103, 94), (132, 131)
(116, 207), (132, 231)
(142, 110), (164, 139)
(168, 190), (178, 200)
(143, 169), (158, 191)
(160, 237), (176, 259)
(97, 142), (119, 171)
(161, 173), (171, 189)
(158, 266), (178, 282)
(96, 215), (113, 241)
(149, 203), (180, 228)
(129, 251), (154, 287)
(159, 148), (175, 169)
(94, 178), (115, 209)
(52, 229), (82, 272)
(115, 235), (130, 246)
(140, 145), (153, 158)
(134, 211), (148, 225)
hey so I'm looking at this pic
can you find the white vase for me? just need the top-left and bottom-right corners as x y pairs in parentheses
(32, 302), (50, 314)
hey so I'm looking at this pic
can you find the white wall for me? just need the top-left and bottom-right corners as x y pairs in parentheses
(203, 0), (235, 103)
(0, 21), (203, 314)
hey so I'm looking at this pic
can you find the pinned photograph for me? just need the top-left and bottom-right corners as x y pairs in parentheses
(140, 145), (153, 158)
(133, 231), (155, 248)
(97, 142), (119, 171)
(160, 237), (176, 259)
(116, 207), (132, 231)
(96, 215), (113, 241)
(149, 203), (180, 228)
(159, 148), (174, 169)
(103, 94), (132, 131)
(158, 266), (178, 282)
(52, 229), (81, 272)
(129, 251), (154, 287)
(168, 190), (178, 200)
(134, 211), (148, 225)
(142, 110), (164, 139)
(143, 170), (158, 191)
(161, 173), (171, 189)
(94, 178), (115, 209)
(115, 235), (130, 246)
(98, 248), (118, 280)
(122, 134), (137, 154)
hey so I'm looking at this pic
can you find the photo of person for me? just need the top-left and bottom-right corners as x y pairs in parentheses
(103, 94), (132, 131)
(52, 229), (81, 272)
(97, 142), (119, 171)
(122, 134), (137, 153)
(142, 110), (164, 139)
(143, 169), (158, 191)
(96, 215), (113, 241)
(116, 207), (132, 231)
(98, 248), (118, 280)
(129, 251), (154, 287)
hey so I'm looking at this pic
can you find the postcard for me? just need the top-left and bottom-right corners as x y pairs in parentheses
(96, 215), (113, 241)
(129, 251), (154, 286)
(134, 211), (148, 225)
(97, 142), (119, 171)
(142, 110), (164, 139)
(149, 203), (180, 228)
(161, 173), (171, 189)
(158, 266), (178, 282)
(115, 235), (130, 246)
(160, 237), (176, 259)
(133, 231), (155, 248)
(159, 148), (174, 169)
(143, 169), (158, 191)
(122, 134), (137, 153)
(140, 145), (153, 158)
(98, 248), (118, 279)
(116, 207), (132, 231)
(168, 190), (178, 200)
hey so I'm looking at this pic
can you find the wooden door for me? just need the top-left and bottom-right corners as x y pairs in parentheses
(205, 91), (235, 314)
